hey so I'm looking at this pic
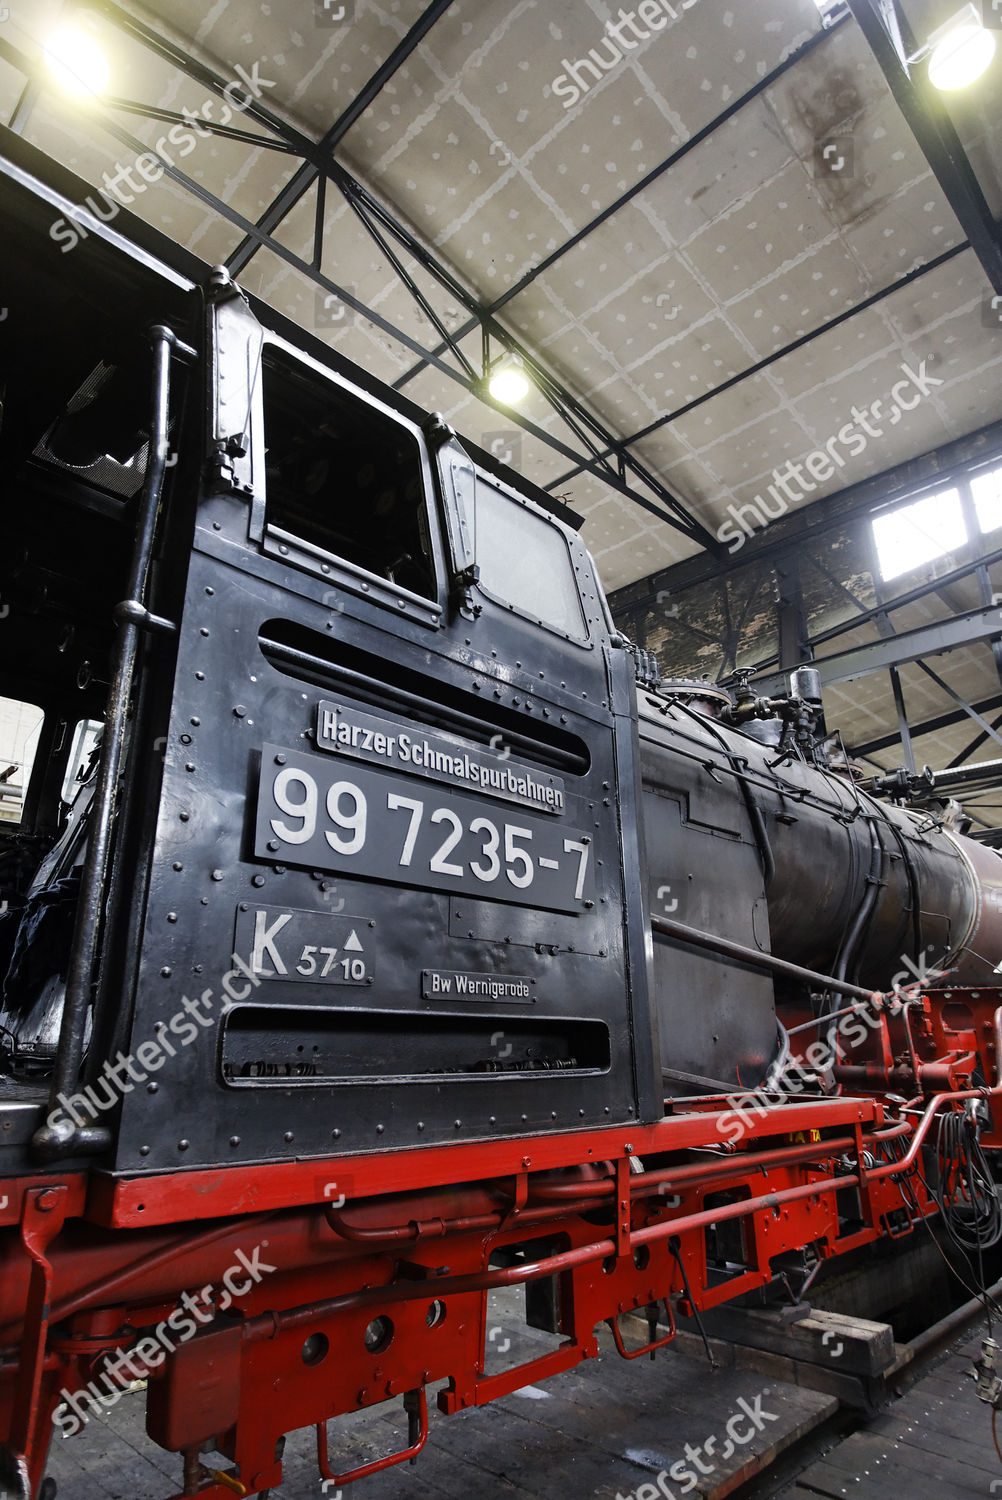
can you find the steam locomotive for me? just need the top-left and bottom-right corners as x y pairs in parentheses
(2, 137), (1002, 1500)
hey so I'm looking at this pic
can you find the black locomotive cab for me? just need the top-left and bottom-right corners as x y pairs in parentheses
(0, 177), (658, 1178)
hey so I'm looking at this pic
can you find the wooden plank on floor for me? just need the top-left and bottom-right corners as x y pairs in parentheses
(697, 1306), (895, 1377)
(777, 1327), (1002, 1499)
(864, 1352), (999, 1472)
(794, 1428), (997, 1499)
(872, 1420), (1000, 1478)
(47, 1395), (179, 1500)
(494, 1372), (833, 1498)
(430, 1398), (647, 1499)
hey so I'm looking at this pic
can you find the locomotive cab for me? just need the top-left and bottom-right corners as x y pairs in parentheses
(0, 158), (659, 1178)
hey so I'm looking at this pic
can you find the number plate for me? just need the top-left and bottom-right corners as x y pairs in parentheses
(233, 904), (374, 986)
(422, 970), (536, 1002)
(255, 743), (593, 915)
(315, 701), (566, 815)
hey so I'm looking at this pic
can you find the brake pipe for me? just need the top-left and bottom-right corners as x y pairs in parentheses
(864, 1005), (1002, 1181)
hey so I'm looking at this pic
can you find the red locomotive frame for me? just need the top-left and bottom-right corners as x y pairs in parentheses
(3, 986), (999, 1498)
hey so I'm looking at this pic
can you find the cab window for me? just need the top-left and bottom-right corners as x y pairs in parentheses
(0, 697), (44, 826)
(262, 349), (435, 602)
(60, 718), (103, 807)
(474, 478), (588, 641)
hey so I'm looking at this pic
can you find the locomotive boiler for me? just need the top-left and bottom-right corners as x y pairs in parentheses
(2, 141), (1002, 1500)
(638, 671), (1002, 1100)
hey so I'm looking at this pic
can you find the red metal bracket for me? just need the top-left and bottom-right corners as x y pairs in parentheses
(317, 1386), (428, 1487)
(615, 1154), (632, 1258)
(500, 1169), (529, 1229)
(879, 1208), (914, 1240)
(439, 1340), (588, 1414)
(607, 1299), (676, 1360)
(7, 1186), (69, 1493)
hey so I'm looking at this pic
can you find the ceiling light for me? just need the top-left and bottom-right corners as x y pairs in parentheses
(44, 24), (111, 97)
(487, 353), (531, 406)
(927, 4), (996, 90)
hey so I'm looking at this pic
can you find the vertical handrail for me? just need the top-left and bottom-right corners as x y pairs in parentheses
(33, 324), (195, 1162)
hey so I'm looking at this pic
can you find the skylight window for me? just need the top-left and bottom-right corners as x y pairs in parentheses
(972, 465), (1002, 535)
(872, 489), (966, 582)
(811, 0), (850, 26)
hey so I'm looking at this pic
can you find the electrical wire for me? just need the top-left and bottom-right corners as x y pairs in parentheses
(906, 1181), (999, 1330)
(903, 1165), (1002, 1332)
(928, 1109), (1002, 1254)
(670, 700), (775, 888)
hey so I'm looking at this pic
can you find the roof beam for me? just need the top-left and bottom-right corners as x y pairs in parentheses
(914, 660), (1002, 756)
(543, 241), (969, 493)
(225, 0), (457, 276)
(82, 0), (320, 148)
(392, 19), (848, 393)
(851, 692), (1002, 756)
(844, 0), (1002, 294)
(318, 163), (721, 548)
(609, 415), (1002, 609)
(754, 603), (1002, 694)
(0, 35), (714, 541)
(947, 709), (1002, 768)
(731, 538), (1002, 682)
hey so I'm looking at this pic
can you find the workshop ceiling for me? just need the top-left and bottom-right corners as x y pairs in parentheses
(3, 0), (1002, 592)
